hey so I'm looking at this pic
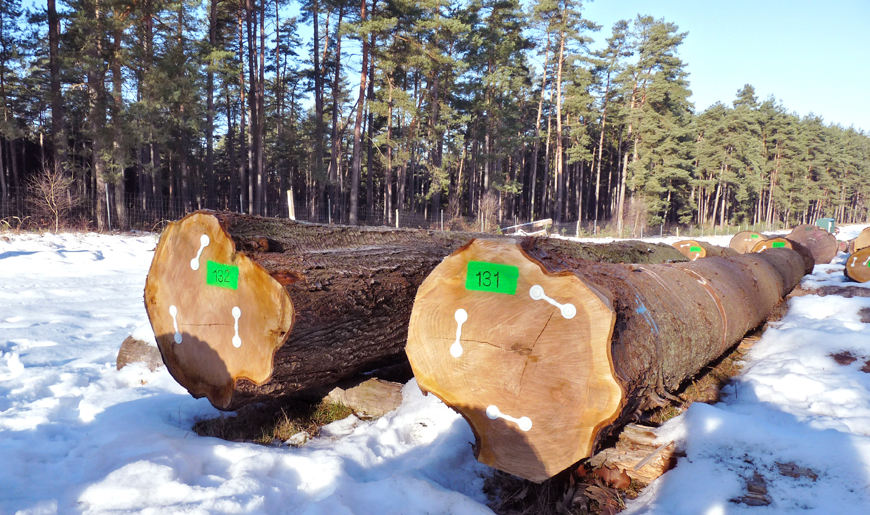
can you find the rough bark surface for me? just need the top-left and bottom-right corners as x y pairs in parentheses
(786, 224), (838, 264)
(145, 211), (689, 410)
(751, 238), (815, 274)
(406, 238), (806, 482)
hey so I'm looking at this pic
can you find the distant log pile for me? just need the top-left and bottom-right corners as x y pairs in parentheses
(406, 238), (807, 482)
(144, 211), (688, 410)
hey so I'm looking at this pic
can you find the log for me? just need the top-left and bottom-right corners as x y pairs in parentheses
(847, 227), (870, 254)
(405, 238), (806, 482)
(144, 211), (689, 410)
(729, 231), (766, 254)
(671, 239), (704, 260)
(844, 247), (870, 282)
(671, 240), (736, 260)
(786, 224), (838, 264)
(587, 424), (683, 486)
(750, 237), (815, 274)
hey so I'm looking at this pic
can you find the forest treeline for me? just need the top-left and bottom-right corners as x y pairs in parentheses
(0, 0), (867, 232)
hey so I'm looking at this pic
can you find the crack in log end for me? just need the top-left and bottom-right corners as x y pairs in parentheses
(406, 239), (622, 483)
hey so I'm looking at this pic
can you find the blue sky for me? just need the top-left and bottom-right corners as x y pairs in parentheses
(582, 0), (870, 131)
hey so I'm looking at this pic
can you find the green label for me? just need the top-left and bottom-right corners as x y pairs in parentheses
(689, 246), (702, 252)
(772, 241), (786, 248)
(751, 234), (759, 239)
(465, 261), (519, 295)
(206, 260), (239, 290)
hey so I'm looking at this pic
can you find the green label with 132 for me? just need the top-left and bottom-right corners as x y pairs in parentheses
(465, 261), (519, 295)
(206, 260), (239, 290)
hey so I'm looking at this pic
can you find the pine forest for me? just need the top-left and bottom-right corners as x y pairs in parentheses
(0, 0), (868, 234)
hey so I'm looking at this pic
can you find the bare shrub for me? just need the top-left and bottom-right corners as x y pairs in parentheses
(626, 197), (650, 238)
(479, 192), (499, 232)
(26, 167), (84, 233)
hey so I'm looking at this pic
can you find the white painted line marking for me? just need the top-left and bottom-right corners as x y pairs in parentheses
(863, 257), (870, 267)
(680, 243), (690, 248)
(232, 307), (242, 348)
(851, 256), (858, 267)
(169, 305), (182, 344)
(451, 309), (468, 358)
(529, 285), (576, 319)
(486, 405), (532, 431)
(190, 234), (210, 271)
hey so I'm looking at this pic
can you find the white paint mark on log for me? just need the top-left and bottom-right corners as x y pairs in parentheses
(851, 256), (858, 267)
(451, 309), (467, 358)
(486, 405), (532, 431)
(169, 305), (182, 344)
(529, 285), (577, 319)
(232, 307), (242, 348)
(190, 234), (210, 271)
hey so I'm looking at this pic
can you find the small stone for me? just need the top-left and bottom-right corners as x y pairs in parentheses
(285, 431), (310, 447)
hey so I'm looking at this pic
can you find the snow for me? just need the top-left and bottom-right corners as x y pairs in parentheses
(2, 225), (870, 514)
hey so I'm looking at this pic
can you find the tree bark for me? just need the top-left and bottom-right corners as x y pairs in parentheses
(48, 0), (67, 175)
(406, 238), (807, 482)
(786, 224), (837, 265)
(348, 0), (368, 225)
(144, 211), (688, 411)
(206, 0), (217, 209)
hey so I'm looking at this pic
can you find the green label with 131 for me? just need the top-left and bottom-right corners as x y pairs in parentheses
(207, 260), (239, 290)
(465, 261), (519, 295)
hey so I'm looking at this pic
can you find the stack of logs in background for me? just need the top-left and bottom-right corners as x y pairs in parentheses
(142, 210), (839, 487)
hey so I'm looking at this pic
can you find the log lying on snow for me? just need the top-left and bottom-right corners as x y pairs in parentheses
(729, 231), (767, 254)
(405, 238), (806, 482)
(844, 247), (870, 283)
(144, 211), (688, 410)
(847, 227), (870, 254)
(786, 224), (838, 264)
(750, 238), (815, 275)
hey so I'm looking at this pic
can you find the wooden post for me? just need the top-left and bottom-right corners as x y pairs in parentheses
(286, 188), (295, 220)
(406, 238), (807, 482)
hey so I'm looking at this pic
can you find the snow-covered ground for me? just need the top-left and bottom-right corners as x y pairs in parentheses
(1, 226), (869, 514)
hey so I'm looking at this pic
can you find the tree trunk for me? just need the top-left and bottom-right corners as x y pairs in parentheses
(48, 0), (67, 175)
(326, 5), (345, 213)
(786, 224), (838, 265)
(406, 238), (807, 482)
(366, 24), (376, 220)
(206, 0), (217, 208)
(554, 31), (565, 223)
(144, 211), (689, 411)
(86, 0), (108, 231)
(348, 0), (368, 225)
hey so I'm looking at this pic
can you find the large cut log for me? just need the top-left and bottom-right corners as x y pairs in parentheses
(672, 240), (737, 260)
(405, 238), (806, 482)
(144, 211), (688, 410)
(786, 224), (838, 264)
(844, 247), (870, 282)
(750, 237), (815, 274)
(729, 231), (767, 254)
(847, 227), (870, 254)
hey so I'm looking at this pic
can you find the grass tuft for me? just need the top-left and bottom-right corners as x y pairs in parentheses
(193, 398), (355, 445)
